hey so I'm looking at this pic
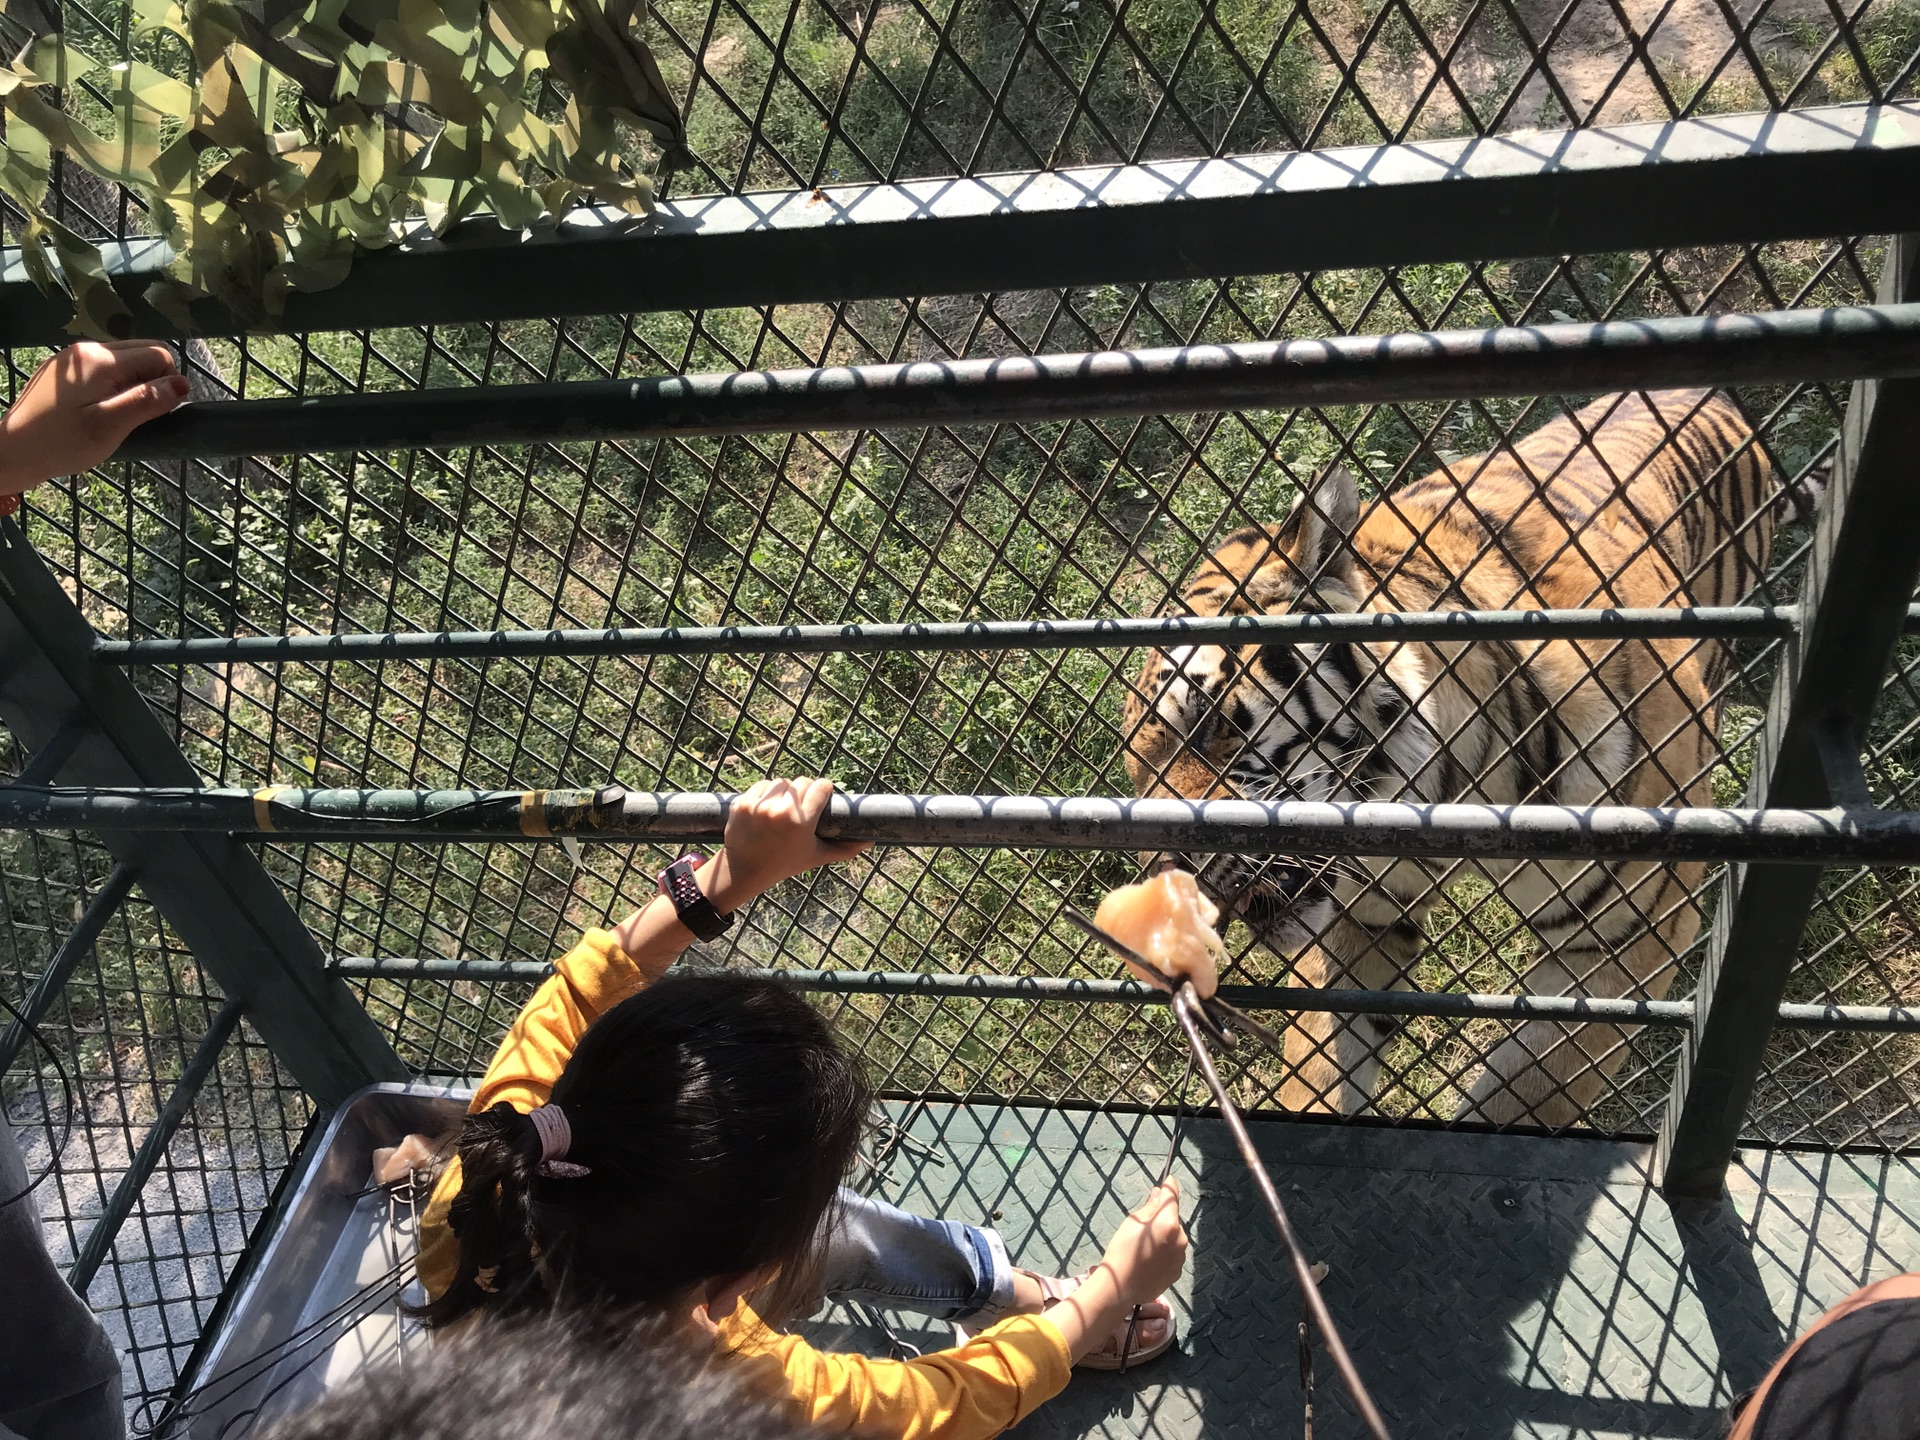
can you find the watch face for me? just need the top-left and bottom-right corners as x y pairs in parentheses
(661, 857), (728, 940)
(662, 855), (704, 889)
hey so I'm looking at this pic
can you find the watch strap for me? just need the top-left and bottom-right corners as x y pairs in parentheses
(660, 855), (734, 942)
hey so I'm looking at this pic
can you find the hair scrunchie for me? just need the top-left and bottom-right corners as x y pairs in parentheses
(526, 1103), (591, 1178)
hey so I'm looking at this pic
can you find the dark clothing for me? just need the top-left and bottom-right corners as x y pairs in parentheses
(1746, 1296), (1920, 1440)
(0, 1117), (121, 1440)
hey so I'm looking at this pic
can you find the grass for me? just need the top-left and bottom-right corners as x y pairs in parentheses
(5, 0), (1920, 1147)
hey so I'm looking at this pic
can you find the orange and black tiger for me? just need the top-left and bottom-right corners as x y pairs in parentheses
(1123, 389), (1788, 1125)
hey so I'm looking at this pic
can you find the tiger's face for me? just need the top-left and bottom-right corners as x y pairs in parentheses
(1122, 466), (1418, 955)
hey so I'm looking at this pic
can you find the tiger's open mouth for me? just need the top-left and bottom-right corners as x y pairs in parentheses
(1235, 879), (1334, 956)
(1160, 854), (1333, 956)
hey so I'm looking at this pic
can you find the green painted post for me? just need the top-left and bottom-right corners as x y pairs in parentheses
(1657, 233), (1920, 1198)
(0, 524), (406, 1106)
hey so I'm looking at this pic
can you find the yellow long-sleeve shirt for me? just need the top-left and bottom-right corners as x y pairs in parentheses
(417, 929), (1072, 1440)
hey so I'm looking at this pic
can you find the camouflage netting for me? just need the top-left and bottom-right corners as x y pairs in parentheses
(0, 0), (687, 336)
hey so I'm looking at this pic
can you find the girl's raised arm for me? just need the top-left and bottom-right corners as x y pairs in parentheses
(613, 776), (868, 983)
(473, 777), (866, 1113)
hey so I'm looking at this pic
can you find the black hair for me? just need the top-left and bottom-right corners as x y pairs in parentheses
(421, 973), (870, 1329)
(265, 1309), (812, 1440)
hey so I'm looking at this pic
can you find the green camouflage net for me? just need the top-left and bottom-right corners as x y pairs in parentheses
(0, 0), (689, 338)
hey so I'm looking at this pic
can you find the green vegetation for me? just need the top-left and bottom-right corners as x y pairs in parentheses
(5, 0), (1920, 1144)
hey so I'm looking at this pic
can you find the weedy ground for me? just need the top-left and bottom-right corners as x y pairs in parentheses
(4, 0), (1920, 1149)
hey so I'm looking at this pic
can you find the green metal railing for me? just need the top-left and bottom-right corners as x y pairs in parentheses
(327, 956), (1920, 1032)
(3, 784), (1920, 864)
(7, 103), (1919, 344)
(101, 304), (1920, 458)
(92, 605), (1824, 665)
(6, 35), (1920, 1414)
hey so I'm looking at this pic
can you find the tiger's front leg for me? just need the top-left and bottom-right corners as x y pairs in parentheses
(1461, 859), (1701, 1126)
(1277, 914), (1425, 1114)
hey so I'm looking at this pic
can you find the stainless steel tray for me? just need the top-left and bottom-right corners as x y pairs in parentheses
(173, 1083), (469, 1439)
(165, 1081), (919, 1439)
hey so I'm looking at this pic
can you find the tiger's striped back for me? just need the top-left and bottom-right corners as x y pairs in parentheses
(1367, 388), (1775, 619)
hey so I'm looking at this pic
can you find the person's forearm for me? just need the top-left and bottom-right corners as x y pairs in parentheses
(609, 779), (867, 982)
(611, 853), (758, 982)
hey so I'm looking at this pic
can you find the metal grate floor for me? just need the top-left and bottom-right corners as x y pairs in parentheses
(184, 1091), (1920, 1440)
(818, 1104), (1920, 1440)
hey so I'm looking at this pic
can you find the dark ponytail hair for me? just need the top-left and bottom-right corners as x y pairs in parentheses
(421, 974), (870, 1329)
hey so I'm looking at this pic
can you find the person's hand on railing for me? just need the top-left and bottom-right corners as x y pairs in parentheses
(702, 777), (871, 913)
(0, 342), (190, 499)
(613, 777), (869, 983)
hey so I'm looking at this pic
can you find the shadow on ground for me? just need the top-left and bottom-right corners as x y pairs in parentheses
(807, 1100), (1920, 1440)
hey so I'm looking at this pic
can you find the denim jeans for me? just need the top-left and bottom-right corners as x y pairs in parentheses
(820, 1187), (1016, 1323)
(0, 1117), (122, 1440)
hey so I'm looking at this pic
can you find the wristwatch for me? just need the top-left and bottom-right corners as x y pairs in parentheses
(658, 853), (734, 942)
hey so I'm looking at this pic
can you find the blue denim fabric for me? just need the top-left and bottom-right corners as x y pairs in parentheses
(820, 1187), (1016, 1323)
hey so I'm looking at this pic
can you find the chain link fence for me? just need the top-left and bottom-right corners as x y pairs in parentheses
(6, 0), (1920, 1417)
(0, 816), (310, 1422)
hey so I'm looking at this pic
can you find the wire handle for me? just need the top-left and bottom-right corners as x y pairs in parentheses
(0, 990), (76, 1212)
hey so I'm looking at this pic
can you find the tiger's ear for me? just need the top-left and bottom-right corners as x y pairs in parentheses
(1278, 462), (1361, 582)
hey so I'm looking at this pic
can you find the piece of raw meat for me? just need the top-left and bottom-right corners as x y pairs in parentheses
(1093, 870), (1224, 999)
(371, 1131), (443, 1186)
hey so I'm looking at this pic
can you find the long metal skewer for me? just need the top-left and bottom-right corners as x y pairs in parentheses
(1167, 985), (1393, 1440)
(1053, 901), (1285, 1052)
(1052, 892), (1392, 1434)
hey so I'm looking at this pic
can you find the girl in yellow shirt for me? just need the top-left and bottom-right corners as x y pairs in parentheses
(416, 777), (1187, 1440)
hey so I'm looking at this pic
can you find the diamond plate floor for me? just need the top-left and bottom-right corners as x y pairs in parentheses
(803, 1102), (1920, 1440)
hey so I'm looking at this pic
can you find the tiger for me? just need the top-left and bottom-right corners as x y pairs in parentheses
(1123, 389), (1785, 1126)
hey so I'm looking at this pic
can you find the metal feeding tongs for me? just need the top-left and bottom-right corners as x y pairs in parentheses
(1053, 890), (1395, 1440)
(1052, 897), (1285, 1055)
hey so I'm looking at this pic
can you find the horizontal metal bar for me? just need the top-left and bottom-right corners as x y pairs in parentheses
(68, 997), (245, 1293)
(5, 102), (1918, 343)
(1771, 1003), (1920, 1032)
(331, 957), (1691, 1019)
(327, 959), (1920, 1034)
(94, 605), (1806, 666)
(0, 863), (137, 1076)
(113, 303), (1920, 461)
(8, 785), (1920, 863)
(840, 981), (1920, 1031)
